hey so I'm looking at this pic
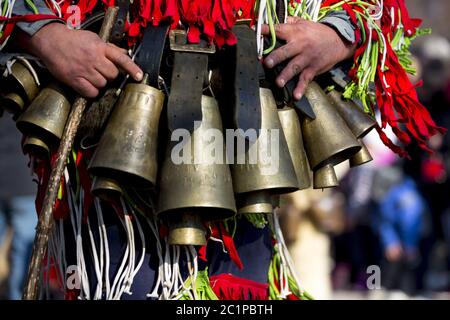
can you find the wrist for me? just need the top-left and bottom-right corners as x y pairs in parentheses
(27, 23), (69, 57)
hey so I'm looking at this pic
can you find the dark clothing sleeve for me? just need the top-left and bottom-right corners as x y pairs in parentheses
(320, 10), (356, 44)
(12, 1), (63, 37)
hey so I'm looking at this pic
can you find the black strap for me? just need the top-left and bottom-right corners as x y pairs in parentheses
(167, 52), (208, 132)
(232, 24), (262, 136)
(135, 24), (170, 88)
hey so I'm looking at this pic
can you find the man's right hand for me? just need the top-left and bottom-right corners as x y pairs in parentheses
(25, 23), (143, 98)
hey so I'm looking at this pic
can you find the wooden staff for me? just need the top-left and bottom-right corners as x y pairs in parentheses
(22, 6), (119, 300)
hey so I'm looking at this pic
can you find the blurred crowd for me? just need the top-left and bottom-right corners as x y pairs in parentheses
(280, 34), (450, 300)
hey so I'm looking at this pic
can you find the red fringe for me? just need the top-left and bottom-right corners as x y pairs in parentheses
(210, 274), (268, 300)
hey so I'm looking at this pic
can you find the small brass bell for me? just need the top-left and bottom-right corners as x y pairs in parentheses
(91, 176), (123, 201)
(302, 82), (361, 189)
(0, 61), (40, 117)
(231, 88), (298, 214)
(327, 90), (375, 167)
(8, 61), (40, 102)
(327, 89), (376, 139)
(157, 95), (236, 245)
(277, 107), (311, 190)
(349, 139), (373, 167)
(16, 83), (71, 151)
(0, 93), (25, 116)
(168, 212), (207, 246)
(22, 136), (50, 158)
(236, 191), (274, 215)
(89, 80), (164, 188)
(313, 164), (339, 189)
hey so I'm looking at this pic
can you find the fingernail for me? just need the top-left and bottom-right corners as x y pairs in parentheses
(135, 71), (143, 81)
(295, 92), (303, 100)
(277, 78), (285, 87)
(265, 58), (274, 68)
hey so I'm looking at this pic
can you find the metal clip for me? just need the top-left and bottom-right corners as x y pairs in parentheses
(169, 30), (215, 54)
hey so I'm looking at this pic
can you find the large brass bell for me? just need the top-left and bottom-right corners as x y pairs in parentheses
(278, 107), (311, 190)
(156, 95), (236, 246)
(327, 90), (376, 167)
(89, 79), (164, 191)
(0, 61), (39, 116)
(302, 82), (361, 189)
(231, 88), (298, 214)
(16, 83), (71, 156)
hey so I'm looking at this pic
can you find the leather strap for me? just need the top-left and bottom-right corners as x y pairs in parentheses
(167, 51), (208, 132)
(135, 24), (170, 88)
(232, 23), (262, 137)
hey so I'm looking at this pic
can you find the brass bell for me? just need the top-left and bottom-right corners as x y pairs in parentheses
(157, 95), (236, 245)
(168, 212), (207, 246)
(0, 61), (39, 117)
(302, 81), (361, 173)
(22, 136), (50, 158)
(0, 92), (25, 116)
(326, 90), (376, 167)
(236, 191), (273, 215)
(327, 89), (376, 139)
(277, 107), (311, 190)
(231, 88), (299, 215)
(16, 83), (71, 151)
(349, 139), (373, 167)
(7, 61), (40, 103)
(89, 80), (164, 188)
(313, 164), (339, 189)
(91, 176), (123, 201)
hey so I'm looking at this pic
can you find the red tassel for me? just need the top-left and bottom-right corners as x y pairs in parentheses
(210, 274), (268, 300)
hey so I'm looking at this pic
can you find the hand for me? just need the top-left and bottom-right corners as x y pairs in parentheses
(385, 244), (403, 262)
(262, 17), (356, 100)
(25, 23), (143, 98)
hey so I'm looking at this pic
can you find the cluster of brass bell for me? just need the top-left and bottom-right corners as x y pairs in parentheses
(300, 81), (376, 189)
(89, 74), (164, 201)
(85, 75), (376, 247)
(0, 60), (75, 158)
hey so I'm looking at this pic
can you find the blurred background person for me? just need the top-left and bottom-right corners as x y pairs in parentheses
(0, 113), (38, 300)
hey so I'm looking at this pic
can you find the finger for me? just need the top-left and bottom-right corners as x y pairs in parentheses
(84, 70), (108, 89)
(264, 41), (302, 68)
(106, 42), (128, 55)
(293, 69), (315, 100)
(276, 55), (307, 87)
(95, 58), (120, 81)
(73, 77), (99, 98)
(261, 23), (293, 40)
(105, 46), (143, 81)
